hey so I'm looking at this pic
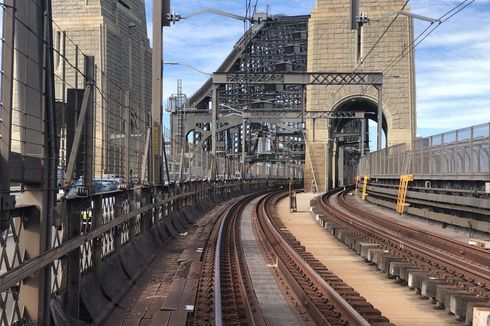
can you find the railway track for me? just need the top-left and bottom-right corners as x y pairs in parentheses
(256, 192), (392, 326)
(188, 194), (264, 325)
(315, 187), (490, 321)
(189, 190), (394, 325)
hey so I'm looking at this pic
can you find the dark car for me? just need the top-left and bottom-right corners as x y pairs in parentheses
(66, 178), (121, 198)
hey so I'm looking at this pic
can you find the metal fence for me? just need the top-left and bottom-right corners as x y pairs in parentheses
(358, 122), (490, 180)
(0, 3), (298, 325)
(1, 179), (281, 325)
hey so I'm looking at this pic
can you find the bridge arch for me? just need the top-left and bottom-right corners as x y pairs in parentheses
(327, 95), (390, 187)
(331, 94), (390, 145)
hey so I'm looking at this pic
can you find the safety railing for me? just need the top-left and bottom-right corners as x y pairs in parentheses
(0, 178), (291, 325)
(358, 122), (490, 181)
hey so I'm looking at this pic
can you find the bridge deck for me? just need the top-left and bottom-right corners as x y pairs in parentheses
(276, 192), (463, 325)
(240, 196), (299, 325)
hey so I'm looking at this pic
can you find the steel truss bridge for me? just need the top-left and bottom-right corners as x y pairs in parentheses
(1, 2), (489, 325)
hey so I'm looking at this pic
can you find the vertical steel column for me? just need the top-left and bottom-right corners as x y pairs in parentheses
(113, 194), (123, 253)
(0, 0), (15, 224)
(62, 55), (94, 323)
(124, 91), (130, 183)
(332, 140), (337, 189)
(241, 118), (246, 179)
(338, 146), (344, 186)
(210, 84), (218, 180)
(43, 1), (58, 322)
(63, 200), (82, 320)
(92, 196), (103, 280)
(360, 117), (366, 157)
(151, 0), (163, 185)
(13, 0), (54, 322)
(142, 188), (151, 233)
(83, 56), (94, 190)
(376, 84), (383, 151)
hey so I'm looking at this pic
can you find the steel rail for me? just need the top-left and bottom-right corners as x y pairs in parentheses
(251, 194), (332, 325)
(338, 190), (490, 268)
(213, 193), (266, 326)
(335, 192), (490, 285)
(213, 204), (227, 325)
(257, 192), (371, 326)
(321, 189), (490, 289)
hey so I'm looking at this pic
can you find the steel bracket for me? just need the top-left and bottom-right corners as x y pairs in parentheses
(0, 194), (16, 212)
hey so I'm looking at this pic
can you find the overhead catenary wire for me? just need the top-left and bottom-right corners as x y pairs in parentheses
(344, 0), (476, 103)
(382, 0), (475, 76)
(332, 0), (410, 97)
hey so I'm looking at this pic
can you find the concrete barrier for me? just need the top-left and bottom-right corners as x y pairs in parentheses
(470, 306), (490, 325)
(164, 218), (178, 237)
(170, 213), (187, 233)
(134, 234), (156, 265)
(407, 271), (431, 292)
(421, 278), (448, 301)
(150, 224), (165, 247)
(101, 254), (132, 300)
(120, 242), (146, 281)
(80, 273), (112, 324)
(435, 285), (468, 310)
(388, 262), (412, 279)
(449, 294), (488, 320)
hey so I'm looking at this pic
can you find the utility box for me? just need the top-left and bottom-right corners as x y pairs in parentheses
(485, 182), (490, 194)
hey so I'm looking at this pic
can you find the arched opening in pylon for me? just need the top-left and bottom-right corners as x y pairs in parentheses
(330, 96), (388, 186)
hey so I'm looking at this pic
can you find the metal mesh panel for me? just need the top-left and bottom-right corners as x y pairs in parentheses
(358, 123), (490, 180)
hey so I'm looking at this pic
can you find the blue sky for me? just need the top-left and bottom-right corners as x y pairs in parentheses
(144, 0), (490, 138)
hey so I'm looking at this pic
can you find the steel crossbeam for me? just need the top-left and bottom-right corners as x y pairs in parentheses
(213, 72), (383, 86)
(307, 111), (366, 119)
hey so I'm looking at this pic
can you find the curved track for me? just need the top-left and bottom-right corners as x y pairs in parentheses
(256, 191), (392, 326)
(190, 190), (395, 325)
(320, 187), (490, 296)
(189, 194), (265, 325)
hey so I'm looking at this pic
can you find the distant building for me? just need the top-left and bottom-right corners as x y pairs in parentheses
(52, 0), (152, 179)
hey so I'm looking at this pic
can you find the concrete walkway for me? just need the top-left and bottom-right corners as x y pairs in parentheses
(240, 197), (299, 326)
(275, 192), (462, 326)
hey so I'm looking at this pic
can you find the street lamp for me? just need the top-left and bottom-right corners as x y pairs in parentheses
(163, 61), (212, 76)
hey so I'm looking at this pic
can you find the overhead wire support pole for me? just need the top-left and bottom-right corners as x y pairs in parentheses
(210, 84), (218, 180)
(151, 0), (168, 185)
(0, 0), (15, 228)
(42, 0), (58, 320)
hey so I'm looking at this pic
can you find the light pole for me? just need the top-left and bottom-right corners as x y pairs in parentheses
(163, 61), (212, 76)
(151, 0), (169, 185)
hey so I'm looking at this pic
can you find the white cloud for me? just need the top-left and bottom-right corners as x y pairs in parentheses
(145, 1), (490, 134)
(410, 1), (490, 133)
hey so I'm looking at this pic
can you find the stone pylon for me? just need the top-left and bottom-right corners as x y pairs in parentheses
(305, 0), (416, 192)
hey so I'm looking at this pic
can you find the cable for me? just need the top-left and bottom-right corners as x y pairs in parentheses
(343, 0), (475, 102)
(252, 0), (259, 16)
(333, 0), (410, 97)
(382, 0), (475, 76)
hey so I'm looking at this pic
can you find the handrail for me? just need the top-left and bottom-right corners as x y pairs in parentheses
(0, 179), (286, 291)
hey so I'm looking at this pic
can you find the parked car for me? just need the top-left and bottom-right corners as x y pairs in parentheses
(66, 178), (122, 198)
